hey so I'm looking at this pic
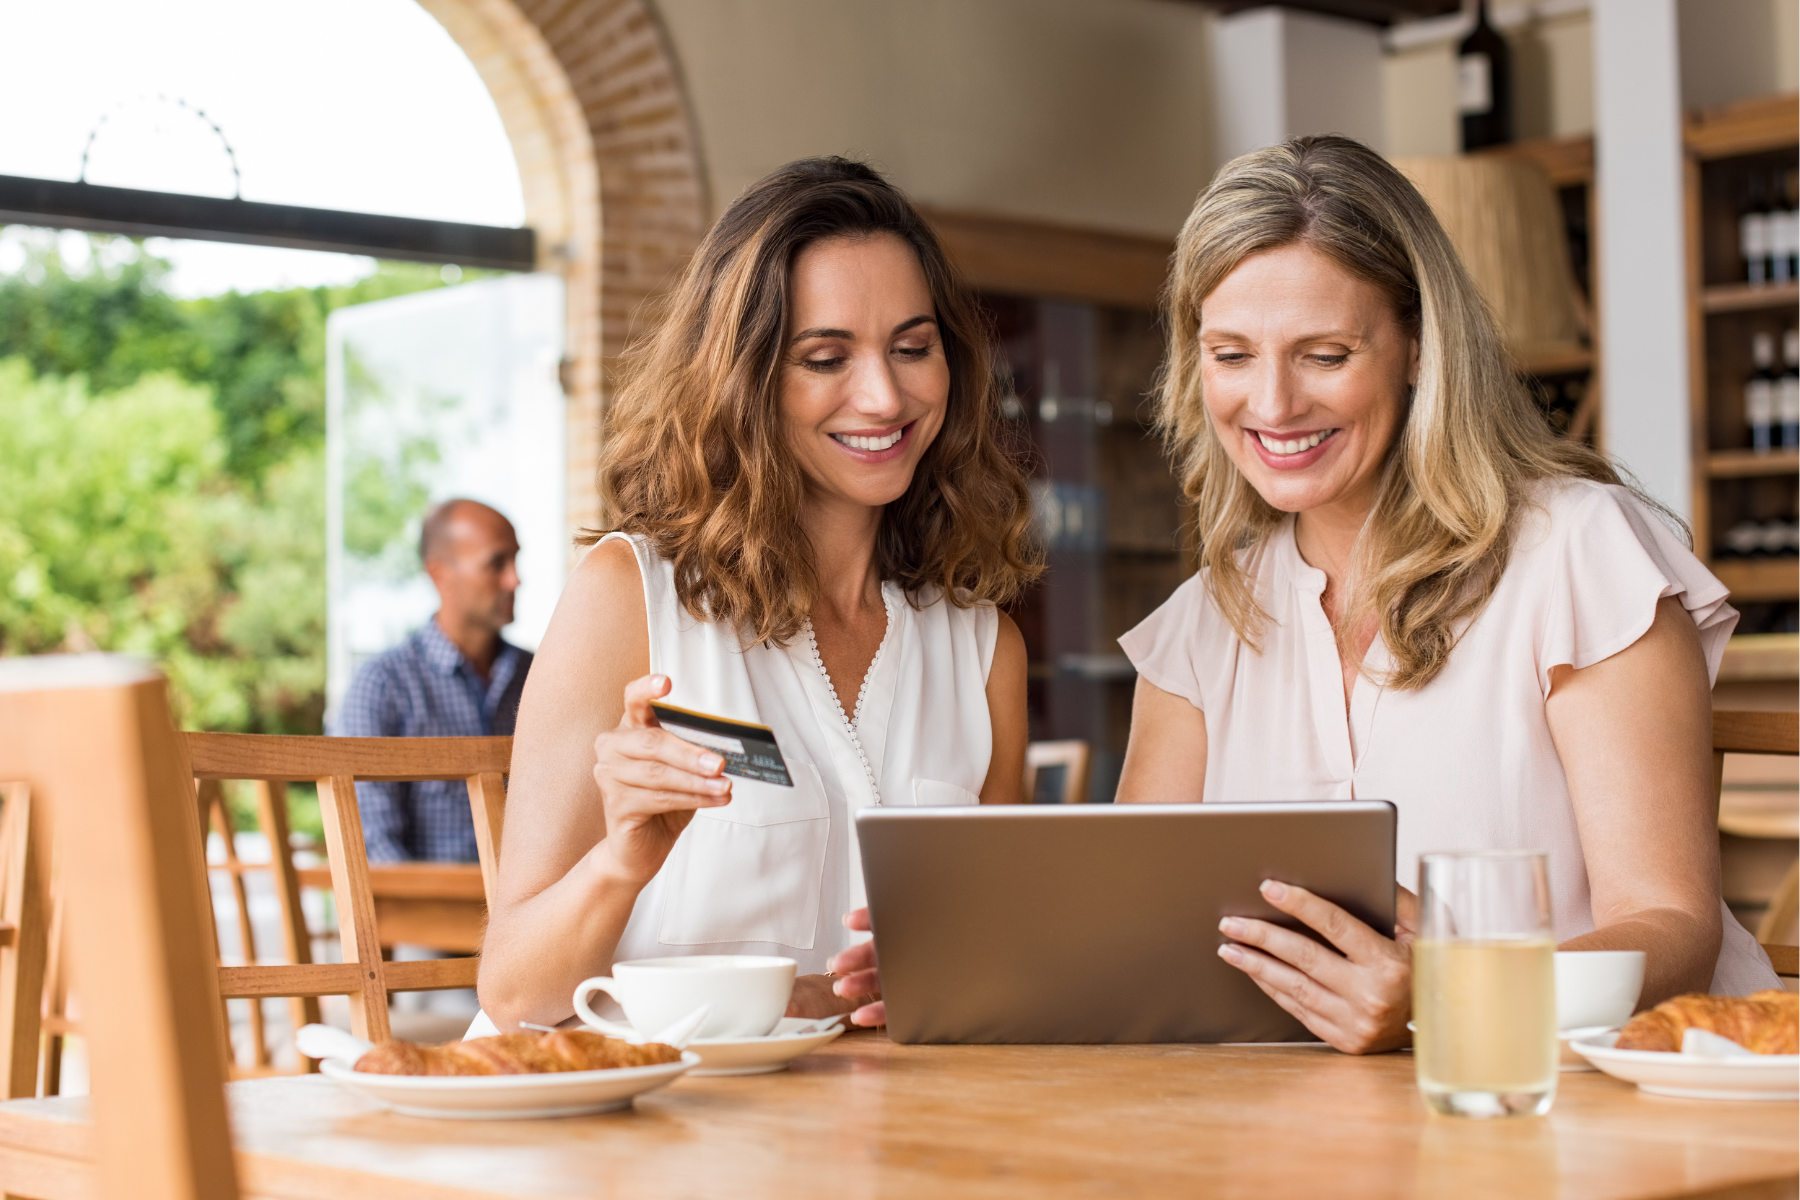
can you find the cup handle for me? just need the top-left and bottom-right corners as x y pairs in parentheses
(572, 977), (639, 1039)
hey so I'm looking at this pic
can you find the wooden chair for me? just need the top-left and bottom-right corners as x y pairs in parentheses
(29, 731), (513, 1088)
(1713, 710), (1800, 986)
(0, 656), (240, 1200)
(186, 732), (511, 1045)
(0, 783), (49, 1100)
(199, 774), (321, 1076)
(1023, 740), (1091, 804)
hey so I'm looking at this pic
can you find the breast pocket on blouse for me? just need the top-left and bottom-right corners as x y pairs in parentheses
(911, 778), (981, 807)
(657, 761), (830, 950)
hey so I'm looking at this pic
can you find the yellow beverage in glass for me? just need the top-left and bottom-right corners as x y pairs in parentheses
(1415, 851), (1557, 1118)
(1413, 938), (1557, 1115)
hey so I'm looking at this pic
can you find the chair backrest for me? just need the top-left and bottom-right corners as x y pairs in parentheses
(185, 733), (511, 1045)
(0, 782), (49, 1099)
(0, 656), (240, 1200)
(1022, 740), (1091, 804)
(198, 774), (321, 1076)
(1712, 711), (1799, 976)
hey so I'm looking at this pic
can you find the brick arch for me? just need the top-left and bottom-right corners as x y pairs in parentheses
(417, 0), (709, 533)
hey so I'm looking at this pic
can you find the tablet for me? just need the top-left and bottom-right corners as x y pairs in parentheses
(856, 801), (1396, 1045)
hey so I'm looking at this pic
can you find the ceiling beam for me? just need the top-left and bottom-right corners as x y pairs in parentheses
(0, 175), (535, 272)
(1204, 0), (1460, 25)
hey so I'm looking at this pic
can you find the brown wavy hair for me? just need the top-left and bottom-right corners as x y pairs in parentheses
(583, 156), (1040, 645)
(1158, 136), (1642, 689)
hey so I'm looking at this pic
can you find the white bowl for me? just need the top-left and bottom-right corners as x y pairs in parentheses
(1571, 1032), (1800, 1101)
(1554, 950), (1645, 1032)
(319, 1051), (701, 1119)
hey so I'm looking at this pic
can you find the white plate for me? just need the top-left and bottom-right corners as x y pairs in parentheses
(1571, 1032), (1800, 1101)
(1558, 1026), (1618, 1072)
(593, 1016), (846, 1077)
(318, 1051), (701, 1119)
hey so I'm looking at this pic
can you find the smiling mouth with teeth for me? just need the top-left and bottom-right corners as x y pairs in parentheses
(831, 427), (905, 452)
(1254, 429), (1336, 456)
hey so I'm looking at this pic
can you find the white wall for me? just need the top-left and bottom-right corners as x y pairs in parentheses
(1678, 0), (1800, 110)
(654, 0), (1216, 237)
(1593, 0), (1692, 519)
(1383, 2), (1596, 157)
(1383, 0), (1797, 157)
(1212, 6), (1384, 165)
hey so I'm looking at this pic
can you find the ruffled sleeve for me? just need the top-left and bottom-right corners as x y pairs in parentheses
(1118, 572), (1215, 711)
(1534, 481), (1737, 694)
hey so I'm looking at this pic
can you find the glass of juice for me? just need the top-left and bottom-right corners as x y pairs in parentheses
(1413, 851), (1556, 1118)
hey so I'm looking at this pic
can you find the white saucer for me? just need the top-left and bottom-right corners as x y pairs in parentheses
(1571, 1031), (1800, 1101)
(1558, 1026), (1617, 1072)
(595, 1017), (847, 1077)
(319, 1051), (701, 1119)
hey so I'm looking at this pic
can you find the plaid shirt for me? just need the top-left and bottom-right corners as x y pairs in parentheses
(331, 619), (531, 863)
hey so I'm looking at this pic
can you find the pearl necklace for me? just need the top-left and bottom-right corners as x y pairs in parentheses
(803, 590), (891, 806)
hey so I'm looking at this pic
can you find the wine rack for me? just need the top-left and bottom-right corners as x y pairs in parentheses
(1685, 93), (1800, 631)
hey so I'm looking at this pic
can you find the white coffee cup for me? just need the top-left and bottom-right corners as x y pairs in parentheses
(574, 955), (796, 1040)
(1553, 949), (1645, 1031)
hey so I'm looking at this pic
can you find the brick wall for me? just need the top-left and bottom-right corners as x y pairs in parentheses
(424, 0), (708, 540)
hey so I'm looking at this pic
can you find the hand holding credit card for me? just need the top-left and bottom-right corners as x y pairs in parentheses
(650, 703), (794, 788)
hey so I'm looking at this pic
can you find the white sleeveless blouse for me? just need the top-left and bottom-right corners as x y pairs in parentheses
(606, 533), (999, 975)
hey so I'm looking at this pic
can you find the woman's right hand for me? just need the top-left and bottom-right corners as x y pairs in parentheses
(590, 674), (732, 885)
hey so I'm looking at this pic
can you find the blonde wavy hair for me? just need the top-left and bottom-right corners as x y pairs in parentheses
(584, 157), (1040, 645)
(1158, 135), (1640, 689)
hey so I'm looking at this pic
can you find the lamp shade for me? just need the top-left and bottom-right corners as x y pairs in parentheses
(1392, 155), (1588, 371)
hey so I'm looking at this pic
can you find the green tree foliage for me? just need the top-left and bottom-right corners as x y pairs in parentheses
(0, 234), (455, 484)
(0, 231), (451, 737)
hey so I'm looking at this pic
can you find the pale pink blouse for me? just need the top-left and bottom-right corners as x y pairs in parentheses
(1119, 478), (1778, 995)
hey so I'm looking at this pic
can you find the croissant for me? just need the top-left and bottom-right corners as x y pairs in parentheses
(354, 1029), (682, 1076)
(1615, 989), (1798, 1055)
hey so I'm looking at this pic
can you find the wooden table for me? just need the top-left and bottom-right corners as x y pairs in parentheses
(0, 1033), (1793, 1200)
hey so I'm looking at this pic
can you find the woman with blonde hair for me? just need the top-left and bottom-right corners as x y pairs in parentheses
(1113, 135), (1778, 1052)
(475, 157), (1037, 1032)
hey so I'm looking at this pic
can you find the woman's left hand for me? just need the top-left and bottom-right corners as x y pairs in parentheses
(1217, 880), (1419, 1054)
(826, 908), (885, 1027)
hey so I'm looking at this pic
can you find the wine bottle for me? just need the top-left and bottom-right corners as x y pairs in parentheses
(1780, 327), (1800, 452)
(1785, 169), (1800, 284)
(1457, 1), (1512, 151)
(1742, 173), (1770, 287)
(1747, 330), (1777, 453)
(1772, 173), (1795, 287)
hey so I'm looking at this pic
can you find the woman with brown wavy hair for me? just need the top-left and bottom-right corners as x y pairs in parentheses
(1113, 136), (1778, 1053)
(476, 157), (1038, 1032)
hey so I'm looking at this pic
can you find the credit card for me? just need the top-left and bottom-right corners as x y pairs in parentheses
(650, 702), (794, 788)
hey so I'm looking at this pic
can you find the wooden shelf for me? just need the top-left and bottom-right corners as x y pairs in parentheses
(1701, 281), (1800, 314)
(1712, 557), (1800, 601)
(1688, 92), (1800, 568)
(1513, 342), (1592, 375)
(1718, 632), (1800, 683)
(1708, 450), (1800, 478)
(1685, 92), (1800, 160)
(1472, 134), (1594, 188)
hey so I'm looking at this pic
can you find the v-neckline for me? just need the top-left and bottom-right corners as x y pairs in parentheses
(1281, 522), (1384, 776)
(797, 585), (897, 806)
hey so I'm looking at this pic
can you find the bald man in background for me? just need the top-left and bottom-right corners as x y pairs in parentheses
(334, 499), (532, 862)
